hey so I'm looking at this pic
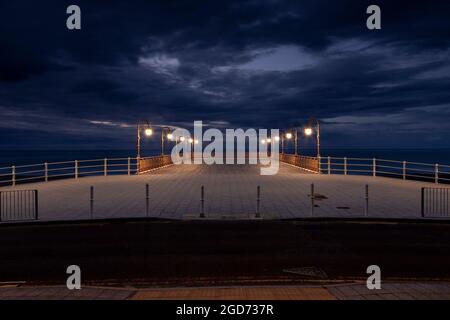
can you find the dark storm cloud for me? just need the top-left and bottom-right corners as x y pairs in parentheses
(1, 0), (450, 148)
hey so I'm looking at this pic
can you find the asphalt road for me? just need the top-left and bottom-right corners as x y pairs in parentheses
(1, 219), (450, 286)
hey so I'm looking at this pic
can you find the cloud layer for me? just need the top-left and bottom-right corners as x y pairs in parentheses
(1, 0), (450, 148)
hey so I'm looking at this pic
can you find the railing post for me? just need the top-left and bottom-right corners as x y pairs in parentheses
(327, 157), (331, 175)
(435, 163), (439, 184)
(12, 166), (15, 187)
(75, 160), (78, 179)
(255, 185), (261, 218)
(344, 157), (347, 175)
(372, 158), (376, 177)
(44, 162), (48, 182)
(127, 157), (131, 176)
(200, 185), (205, 218)
(364, 184), (369, 217)
(402, 161), (406, 180)
(311, 183), (315, 217)
(104, 158), (107, 176)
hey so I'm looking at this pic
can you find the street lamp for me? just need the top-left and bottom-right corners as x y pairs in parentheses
(304, 118), (321, 158)
(137, 120), (153, 160)
(282, 128), (298, 155)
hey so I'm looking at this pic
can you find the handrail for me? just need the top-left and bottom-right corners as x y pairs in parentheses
(0, 155), (167, 187)
(316, 156), (449, 184)
(1, 153), (449, 187)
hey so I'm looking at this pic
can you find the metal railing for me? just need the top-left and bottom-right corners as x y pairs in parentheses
(317, 156), (450, 184)
(421, 187), (450, 217)
(0, 189), (38, 221)
(0, 155), (173, 187)
(138, 155), (173, 173)
(280, 154), (320, 173)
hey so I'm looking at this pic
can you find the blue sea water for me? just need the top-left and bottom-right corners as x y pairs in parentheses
(1, 148), (450, 168)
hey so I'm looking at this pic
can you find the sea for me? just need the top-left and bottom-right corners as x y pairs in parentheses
(1, 148), (450, 168)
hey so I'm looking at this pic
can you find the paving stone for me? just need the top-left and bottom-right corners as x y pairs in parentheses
(0, 162), (433, 222)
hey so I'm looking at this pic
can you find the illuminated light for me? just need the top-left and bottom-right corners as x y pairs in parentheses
(304, 128), (313, 136)
(194, 139), (199, 144)
(188, 138), (194, 143)
(144, 128), (153, 136)
(261, 139), (266, 144)
(274, 136), (280, 141)
(267, 138), (271, 143)
(285, 132), (292, 139)
(167, 133), (173, 140)
(180, 136), (185, 142)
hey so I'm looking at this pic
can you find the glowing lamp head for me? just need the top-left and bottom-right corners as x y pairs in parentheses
(194, 139), (199, 144)
(304, 128), (313, 136)
(266, 138), (271, 143)
(285, 132), (292, 139)
(144, 128), (153, 136)
(274, 136), (280, 142)
(180, 136), (185, 142)
(167, 133), (173, 140)
(188, 138), (194, 143)
(261, 139), (266, 144)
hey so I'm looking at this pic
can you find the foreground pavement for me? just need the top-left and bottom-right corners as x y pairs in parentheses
(2, 282), (450, 300)
(2, 220), (450, 283)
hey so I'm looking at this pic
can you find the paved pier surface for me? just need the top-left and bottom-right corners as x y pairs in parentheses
(0, 162), (440, 222)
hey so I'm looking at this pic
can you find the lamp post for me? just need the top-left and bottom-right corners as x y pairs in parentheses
(161, 126), (173, 156)
(136, 120), (153, 173)
(137, 120), (153, 160)
(304, 118), (321, 158)
(283, 129), (297, 155)
(261, 136), (279, 156)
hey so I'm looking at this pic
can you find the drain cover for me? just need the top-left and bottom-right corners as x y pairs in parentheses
(283, 267), (328, 279)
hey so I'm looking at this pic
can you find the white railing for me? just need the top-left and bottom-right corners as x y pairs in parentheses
(0, 157), (138, 187)
(1, 154), (449, 187)
(319, 156), (450, 184)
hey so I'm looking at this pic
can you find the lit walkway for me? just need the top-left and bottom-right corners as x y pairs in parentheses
(0, 162), (439, 222)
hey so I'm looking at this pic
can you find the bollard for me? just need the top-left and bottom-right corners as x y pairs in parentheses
(421, 187), (425, 218)
(200, 185), (205, 218)
(146, 183), (149, 217)
(34, 190), (39, 220)
(364, 184), (369, 216)
(75, 160), (78, 179)
(255, 185), (261, 218)
(311, 184), (315, 217)
(90, 186), (94, 219)
(104, 158), (107, 176)
(127, 157), (131, 175)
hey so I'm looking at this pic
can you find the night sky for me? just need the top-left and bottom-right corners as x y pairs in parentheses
(1, 1), (450, 150)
